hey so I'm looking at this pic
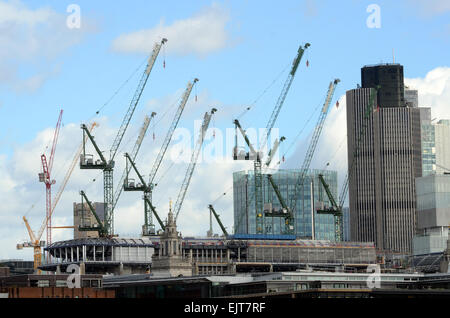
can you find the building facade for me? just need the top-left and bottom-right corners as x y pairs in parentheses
(41, 237), (154, 275)
(435, 120), (450, 173)
(342, 207), (351, 242)
(420, 112), (436, 177)
(347, 64), (424, 253)
(233, 169), (337, 240)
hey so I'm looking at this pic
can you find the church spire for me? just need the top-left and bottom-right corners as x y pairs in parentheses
(168, 199), (174, 225)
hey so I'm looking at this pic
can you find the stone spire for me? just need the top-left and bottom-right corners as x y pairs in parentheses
(168, 199), (175, 226)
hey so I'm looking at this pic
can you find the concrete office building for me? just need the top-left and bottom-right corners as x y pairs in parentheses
(347, 64), (424, 253)
(233, 169), (337, 240)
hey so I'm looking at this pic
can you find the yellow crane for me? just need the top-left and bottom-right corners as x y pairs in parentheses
(17, 122), (97, 272)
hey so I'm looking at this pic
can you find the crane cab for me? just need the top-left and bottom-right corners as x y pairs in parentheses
(80, 154), (108, 169)
(124, 178), (148, 192)
(142, 224), (156, 236)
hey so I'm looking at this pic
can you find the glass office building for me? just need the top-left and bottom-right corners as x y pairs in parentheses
(233, 169), (337, 241)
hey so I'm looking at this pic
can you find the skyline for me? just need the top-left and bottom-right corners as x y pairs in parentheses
(0, 0), (449, 260)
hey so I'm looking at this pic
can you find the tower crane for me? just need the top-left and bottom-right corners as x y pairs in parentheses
(79, 38), (167, 237)
(233, 43), (310, 235)
(174, 108), (217, 221)
(317, 174), (343, 241)
(123, 79), (198, 235)
(288, 79), (340, 217)
(18, 122), (97, 271)
(39, 109), (63, 258)
(208, 204), (228, 237)
(112, 112), (156, 212)
(316, 85), (380, 241)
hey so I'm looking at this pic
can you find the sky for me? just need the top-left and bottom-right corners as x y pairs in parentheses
(0, 0), (449, 260)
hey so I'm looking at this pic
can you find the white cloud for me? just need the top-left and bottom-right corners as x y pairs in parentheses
(111, 3), (231, 57)
(0, 0), (95, 93)
(407, 0), (450, 16)
(405, 67), (450, 119)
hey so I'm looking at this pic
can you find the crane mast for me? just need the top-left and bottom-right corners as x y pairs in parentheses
(174, 108), (217, 220)
(289, 79), (340, 214)
(39, 109), (63, 260)
(233, 43), (309, 235)
(123, 79), (198, 235)
(79, 39), (166, 236)
(112, 113), (155, 212)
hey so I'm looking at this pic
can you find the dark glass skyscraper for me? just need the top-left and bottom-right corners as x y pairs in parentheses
(347, 64), (423, 253)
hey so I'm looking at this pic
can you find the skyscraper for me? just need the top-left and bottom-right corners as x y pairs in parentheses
(233, 169), (337, 240)
(347, 64), (423, 253)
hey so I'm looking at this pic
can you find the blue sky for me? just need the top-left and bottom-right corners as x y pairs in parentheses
(0, 0), (449, 259)
(1, 0), (448, 152)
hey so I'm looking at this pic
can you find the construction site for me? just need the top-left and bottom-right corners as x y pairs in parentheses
(4, 36), (446, 300)
(8, 39), (378, 279)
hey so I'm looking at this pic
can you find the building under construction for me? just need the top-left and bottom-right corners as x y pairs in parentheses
(40, 211), (376, 276)
(21, 41), (375, 279)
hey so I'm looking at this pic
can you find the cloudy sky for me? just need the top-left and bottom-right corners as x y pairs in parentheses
(0, 0), (449, 260)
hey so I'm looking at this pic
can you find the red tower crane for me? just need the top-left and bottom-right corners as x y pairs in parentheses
(38, 109), (63, 260)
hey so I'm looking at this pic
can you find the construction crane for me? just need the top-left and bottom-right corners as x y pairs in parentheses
(174, 108), (217, 221)
(52, 122), (97, 215)
(79, 38), (167, 237)
(18, 122), (97, 271)
(38, 109), (63, 259)
(233, 43), (310, 235)
(208, 204), (228, 237)
(124, 79), (199, 235)
(317, 174), (343, 241)
(260, 43), (311, 150)
(18, 217), (46, 273)
(112, 112), (156, 213)
(234, 119), (291, 233)
(316, 85), (380, 241)
(124, 152), (165, 233)
(288, 79), (340, 217)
